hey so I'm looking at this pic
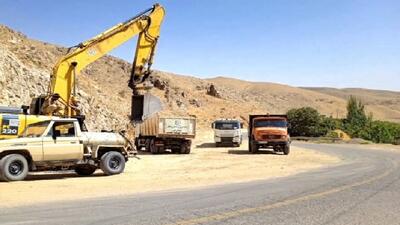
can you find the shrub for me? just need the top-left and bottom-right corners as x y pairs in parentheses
(364, 120), (400, 144)
(287, 107), (336, 137)
(326, 130), (339, 138)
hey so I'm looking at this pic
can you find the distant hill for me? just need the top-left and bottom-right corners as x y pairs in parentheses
(0, 24), (398, 132)
(302, 87), (400, 122)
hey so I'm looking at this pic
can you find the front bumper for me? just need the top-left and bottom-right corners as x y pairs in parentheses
(252, 140), (289, 148)
(214, 136), (241, 143)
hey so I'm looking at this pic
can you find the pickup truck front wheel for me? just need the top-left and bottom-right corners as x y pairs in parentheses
(0, 154), (29, 181)
(100, 151), (125, 175)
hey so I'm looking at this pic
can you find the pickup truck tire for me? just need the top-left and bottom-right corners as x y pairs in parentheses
(0, 154), (29, 181)
(283, 145), (290, 155)
(100, 151), (125, 175)
(75, 165), (97, 176)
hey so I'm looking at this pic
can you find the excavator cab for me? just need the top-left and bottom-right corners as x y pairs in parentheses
(29, 95), (47, 115)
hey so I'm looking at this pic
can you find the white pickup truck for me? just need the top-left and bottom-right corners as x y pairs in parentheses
(212, 119), (243, 147)
(0, 118), (133, 181)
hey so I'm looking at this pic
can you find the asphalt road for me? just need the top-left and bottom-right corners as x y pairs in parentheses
(2, 143), (400, 225)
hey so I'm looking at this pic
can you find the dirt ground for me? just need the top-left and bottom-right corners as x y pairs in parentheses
(0, 130), (340, 208)
(353, 143), (400, 152)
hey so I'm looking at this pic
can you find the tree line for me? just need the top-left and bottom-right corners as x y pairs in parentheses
(287, 96), (400, 144)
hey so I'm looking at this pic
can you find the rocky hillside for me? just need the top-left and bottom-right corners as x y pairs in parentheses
(0, 24), (399, 132)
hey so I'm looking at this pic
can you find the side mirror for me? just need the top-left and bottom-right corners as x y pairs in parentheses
(211, 123), (215, 129)
(52, 133), (57, 140)
(240, 123), (244, 129)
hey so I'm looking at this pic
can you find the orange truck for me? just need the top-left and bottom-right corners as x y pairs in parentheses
(248, 114), (290, 155)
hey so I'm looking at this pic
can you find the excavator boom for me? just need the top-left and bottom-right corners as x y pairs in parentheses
(40, 4), (165, 120)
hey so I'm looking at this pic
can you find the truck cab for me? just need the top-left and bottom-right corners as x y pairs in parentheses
(212, 119), (243, 147)
(248, 115), (290, 154)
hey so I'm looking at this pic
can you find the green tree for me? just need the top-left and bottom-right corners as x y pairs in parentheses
(344, 96), (368, 136)
(287, 107), (323, 137)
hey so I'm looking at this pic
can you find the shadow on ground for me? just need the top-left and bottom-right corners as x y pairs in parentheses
(196, 142), (216, 148)
(228, 149), (278, 155)
(23, 172), (106, 181)
(197, 143), (239, 148)
(136, 150), (192, 155)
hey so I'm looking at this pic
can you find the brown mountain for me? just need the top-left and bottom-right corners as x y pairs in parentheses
(0, 24), (398, 131)
(302, 87), (400, 122)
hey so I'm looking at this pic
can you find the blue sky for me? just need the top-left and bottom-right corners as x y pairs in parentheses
(0, 0), (399, 91)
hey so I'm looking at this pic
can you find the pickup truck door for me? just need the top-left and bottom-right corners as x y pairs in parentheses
(42, 121), (83, 161)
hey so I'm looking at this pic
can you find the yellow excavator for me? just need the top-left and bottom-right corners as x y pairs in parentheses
(0, 4), (165, 139)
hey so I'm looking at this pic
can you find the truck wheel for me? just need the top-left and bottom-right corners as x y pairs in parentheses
(186, 141), (192, 154)
(250, 142), (258, 154)
(145, 139), (151, 152)
(156, 146), (165, 154)
(149, 139), (158, 154)
(134, 138), (142, 151)
(171, 147), (180, 154)
(75, 165), (97, 176)
(180, 141), (191, 154)
(100, 151), (125, 175)
(283, 145), (290, 155)
(0, 154), (29, 181)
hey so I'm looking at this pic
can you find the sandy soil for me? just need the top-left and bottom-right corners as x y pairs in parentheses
(0, 131), (340, 208)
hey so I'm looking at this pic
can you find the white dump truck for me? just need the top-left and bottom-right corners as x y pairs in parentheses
(212, 119), (243, 147)
(0, 118), (133, 181)
(134, 114), (196, 154)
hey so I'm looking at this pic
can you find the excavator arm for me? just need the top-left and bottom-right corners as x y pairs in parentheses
(46, 4), (165, 118)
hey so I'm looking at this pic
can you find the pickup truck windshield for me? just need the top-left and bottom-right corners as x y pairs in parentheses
(215, 122), (240, 130)
(254, 120), (287, 128)
(22, 121), (51, 137)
